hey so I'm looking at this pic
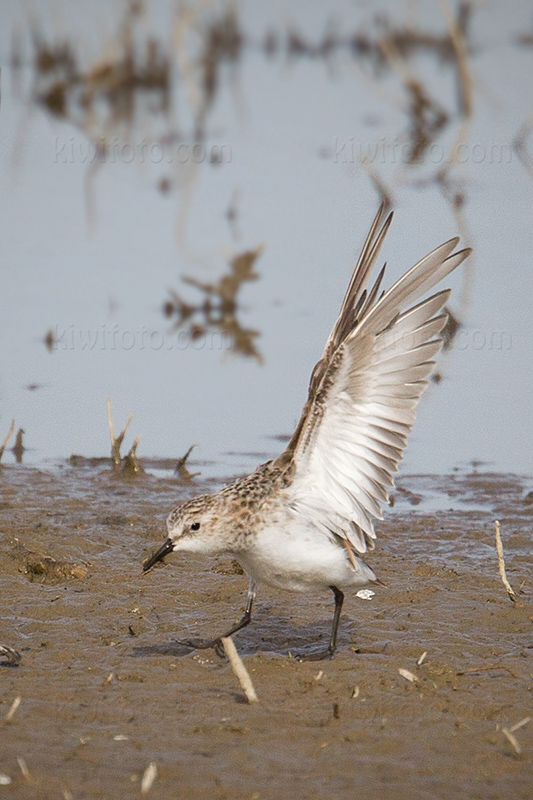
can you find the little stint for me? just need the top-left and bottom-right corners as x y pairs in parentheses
(144, 205), (471, 659)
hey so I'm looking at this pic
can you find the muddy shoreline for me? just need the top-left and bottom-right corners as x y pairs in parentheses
(1, 465), (532, 799)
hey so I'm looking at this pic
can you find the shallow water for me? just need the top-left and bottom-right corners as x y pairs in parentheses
(0, 0), (532, 474)
(1, 464), (532, 799)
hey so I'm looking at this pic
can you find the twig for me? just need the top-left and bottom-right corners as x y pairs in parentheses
(221, 636), (258, 703)
(0, 419), (15, 462)
(456, 664), (518, 678)
(495, 520), (516, 602)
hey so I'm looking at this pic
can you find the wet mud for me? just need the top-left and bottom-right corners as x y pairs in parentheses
(1, 465), (532, 799)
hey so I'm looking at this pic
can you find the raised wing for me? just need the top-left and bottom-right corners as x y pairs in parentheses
(277, 205), (471, 554)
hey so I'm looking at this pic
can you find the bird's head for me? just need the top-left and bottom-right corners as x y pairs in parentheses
(142, 494), (227, 572)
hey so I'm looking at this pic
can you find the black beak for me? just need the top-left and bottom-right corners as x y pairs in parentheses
(143, 538), (174, 573)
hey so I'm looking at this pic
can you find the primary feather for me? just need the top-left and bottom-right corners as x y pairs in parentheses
(276, 204), (471, 554)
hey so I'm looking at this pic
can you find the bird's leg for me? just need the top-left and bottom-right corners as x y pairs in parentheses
(177, 579), (256, 657)
(296, 585), (344, 661)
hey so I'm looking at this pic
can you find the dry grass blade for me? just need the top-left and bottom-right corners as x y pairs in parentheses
(221, 636), (259, 703)
(501, 727), (522, 755)
(456, 664), (518, 678)
(0, 419), (15, 462)
(17, 758), (32, 784)
(174, 444), (200, 483)
(417, 651), (427, 666)
(4, 696), (21, 723)
(509, 717), (531, 733)
(107, 398), (134, 467)
(398, 668), (418, 683)
(141, 762), (158, 795)
(494, 520), (516, 602)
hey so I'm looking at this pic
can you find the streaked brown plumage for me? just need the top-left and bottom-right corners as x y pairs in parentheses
(144, 204), (471, 659)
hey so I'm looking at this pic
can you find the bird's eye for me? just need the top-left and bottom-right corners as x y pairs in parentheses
(191, 522), (200, 531)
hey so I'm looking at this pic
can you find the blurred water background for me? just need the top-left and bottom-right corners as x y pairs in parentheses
(0, 0), (532, 478)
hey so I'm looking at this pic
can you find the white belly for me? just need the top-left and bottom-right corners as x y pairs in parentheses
(233, 517), (376, 593)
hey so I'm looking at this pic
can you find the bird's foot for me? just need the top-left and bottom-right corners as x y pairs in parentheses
(175, 637), (226, 658)
(293, 647), (335, 662)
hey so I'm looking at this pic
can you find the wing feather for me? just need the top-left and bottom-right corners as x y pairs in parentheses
(277, 206), (471, 553)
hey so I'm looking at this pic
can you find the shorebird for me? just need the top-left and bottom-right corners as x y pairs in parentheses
(144, 205), (471, 659)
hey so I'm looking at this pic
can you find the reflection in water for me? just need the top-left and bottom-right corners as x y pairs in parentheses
(26, 2), (476, 163)
(164, 245), (264, 362)
(12, 428), (25, 463)
(431, 306), (461, 384)
(43, 329), (56, 353)
(24, 3), (477, 204)
(191, 6), (243, 141)
(4, 1), (528, 474)
(440, 306), (461, 353)
(404, 79), (449, 165)
(31, 5), (170, 138)
(28, 3), (171, 223)
(23, 1), (478, 356)
(225, 189), (242, 242)
(513, 111), (533, 179)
